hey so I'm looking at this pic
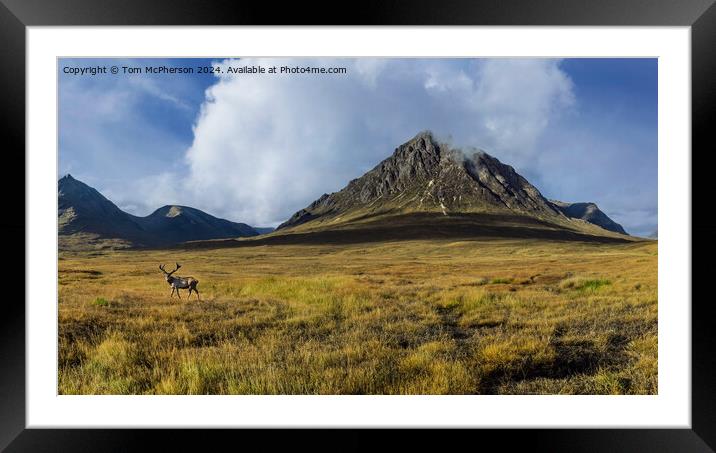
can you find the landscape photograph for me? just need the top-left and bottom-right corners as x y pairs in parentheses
(58, 57), (657, 395)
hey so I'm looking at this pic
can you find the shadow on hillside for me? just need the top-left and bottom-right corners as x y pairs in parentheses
(164, 212), (631, 250)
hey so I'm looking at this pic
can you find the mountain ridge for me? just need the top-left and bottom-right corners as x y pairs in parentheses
(59, 174), (258, 249)
(549, 200), (627, 235)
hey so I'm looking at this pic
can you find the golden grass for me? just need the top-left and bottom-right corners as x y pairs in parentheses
(58, 238), (657, 394)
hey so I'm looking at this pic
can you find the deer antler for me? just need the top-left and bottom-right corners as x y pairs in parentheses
(175, 262), (182, 271)
(159, 264), (166, 273)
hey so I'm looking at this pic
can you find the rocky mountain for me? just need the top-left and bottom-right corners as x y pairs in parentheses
(59, 174), (258, 248)
(550, 200), (627, 235)
(277, 131), (628, 237)
(59, 175), (148, 243)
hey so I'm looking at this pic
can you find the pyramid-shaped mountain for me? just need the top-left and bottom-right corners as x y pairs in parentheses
(276, 131), (627, 238)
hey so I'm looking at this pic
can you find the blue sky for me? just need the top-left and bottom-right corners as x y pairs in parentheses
(59, 58), (657, 235)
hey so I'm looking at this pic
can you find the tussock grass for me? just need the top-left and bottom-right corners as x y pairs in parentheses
(92, 297), (109, 307)
(58, 238), (657, 394)
(560, 276), (612, 292)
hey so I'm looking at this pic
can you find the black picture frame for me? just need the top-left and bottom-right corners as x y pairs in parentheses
(3, 0), (714, 451)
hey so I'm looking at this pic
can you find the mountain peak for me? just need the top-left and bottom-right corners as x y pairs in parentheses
(165, 205), (184, 217)
(153, 205), (187, 218)
(278, 131), (562, 229)
(394, 130), (441, 159)
(409, 130), (438, 145)
(59, 173), (108, 201)
(58, 173), (84, 189)
(278, 131), (628, 237)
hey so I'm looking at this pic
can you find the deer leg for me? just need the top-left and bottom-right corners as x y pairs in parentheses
(170, 287), (175, 298)
(177, 288), (181, 299)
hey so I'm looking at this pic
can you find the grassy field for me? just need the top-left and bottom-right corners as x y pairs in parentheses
(58, 237), (657, 394)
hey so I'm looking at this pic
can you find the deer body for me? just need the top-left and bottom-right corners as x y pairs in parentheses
(160, 263), (200, 300)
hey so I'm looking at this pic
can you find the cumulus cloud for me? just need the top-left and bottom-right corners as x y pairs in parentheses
(180, 58), (575, 226)
(63, 57), (655, 235)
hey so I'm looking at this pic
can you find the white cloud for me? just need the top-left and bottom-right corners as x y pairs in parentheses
(179, 58), (576, 226)
(103, 172), (185, 216)
(59, 58), (195, 202)
(468, 59), (575, 162)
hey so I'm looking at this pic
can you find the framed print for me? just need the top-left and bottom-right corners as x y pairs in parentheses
(4, 0), (715, 450)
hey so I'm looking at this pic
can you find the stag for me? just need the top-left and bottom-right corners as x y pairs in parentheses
(159, 263), (200, 300)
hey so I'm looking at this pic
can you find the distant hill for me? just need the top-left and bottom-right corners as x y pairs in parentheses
(550, 201), (627, 235)
(58, 175), (258, 249)
(275, 131), (629, 240)
(253, 227), (275, 235)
